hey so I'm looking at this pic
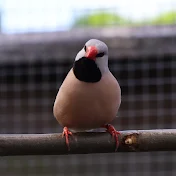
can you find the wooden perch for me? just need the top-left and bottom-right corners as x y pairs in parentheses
(0, 129), (176, 156)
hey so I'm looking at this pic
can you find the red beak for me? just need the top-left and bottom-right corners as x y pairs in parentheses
(85, 46), (98, 60)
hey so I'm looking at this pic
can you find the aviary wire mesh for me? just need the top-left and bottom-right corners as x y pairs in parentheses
(0, 55), (175, 176)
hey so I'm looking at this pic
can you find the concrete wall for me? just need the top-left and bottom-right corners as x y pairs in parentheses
(0, 25), (176, 63)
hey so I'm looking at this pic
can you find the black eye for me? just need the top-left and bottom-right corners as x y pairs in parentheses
(96, 52), (105, 57)
(84, 45), (87, 51)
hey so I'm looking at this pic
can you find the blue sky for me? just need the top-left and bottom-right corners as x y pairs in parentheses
(1, 0), (176, 33)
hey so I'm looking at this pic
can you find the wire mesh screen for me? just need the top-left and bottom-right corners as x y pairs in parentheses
(0, 55), (175, 175)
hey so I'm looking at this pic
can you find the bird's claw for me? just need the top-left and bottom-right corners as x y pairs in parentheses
(62, 127), (73, 151)
(103, 124), (120, 152)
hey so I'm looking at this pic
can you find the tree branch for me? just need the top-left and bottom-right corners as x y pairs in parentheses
(0, 129), (176, 156)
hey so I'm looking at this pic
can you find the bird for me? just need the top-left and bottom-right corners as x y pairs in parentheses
(53, 39), (121, 151)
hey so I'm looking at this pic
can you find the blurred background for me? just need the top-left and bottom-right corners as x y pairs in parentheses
(0, 0), (175, 176)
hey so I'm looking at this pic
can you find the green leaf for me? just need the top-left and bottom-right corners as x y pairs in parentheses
(73, 11), (131, 27)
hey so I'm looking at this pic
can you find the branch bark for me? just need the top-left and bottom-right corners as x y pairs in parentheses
(0, 129), (176, 156)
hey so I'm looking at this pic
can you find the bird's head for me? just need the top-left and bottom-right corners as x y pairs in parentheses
(73, 39), (109, 83)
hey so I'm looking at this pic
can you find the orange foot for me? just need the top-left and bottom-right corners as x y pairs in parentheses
(62, 127), (73, 151)
(102, 124), (120, 152)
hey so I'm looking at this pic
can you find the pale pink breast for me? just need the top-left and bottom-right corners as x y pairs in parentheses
(53, 69), (121, 131)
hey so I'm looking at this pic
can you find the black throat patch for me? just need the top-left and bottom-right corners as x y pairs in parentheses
(73, 57), (102, 83)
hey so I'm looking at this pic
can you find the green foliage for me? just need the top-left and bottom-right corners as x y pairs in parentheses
(150, 11), (176, 25)
(73, 10), (176, 28)
(73, 11), (131, 27)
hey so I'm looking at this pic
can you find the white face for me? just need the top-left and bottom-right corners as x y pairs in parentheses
(75, 39), (109, 74)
